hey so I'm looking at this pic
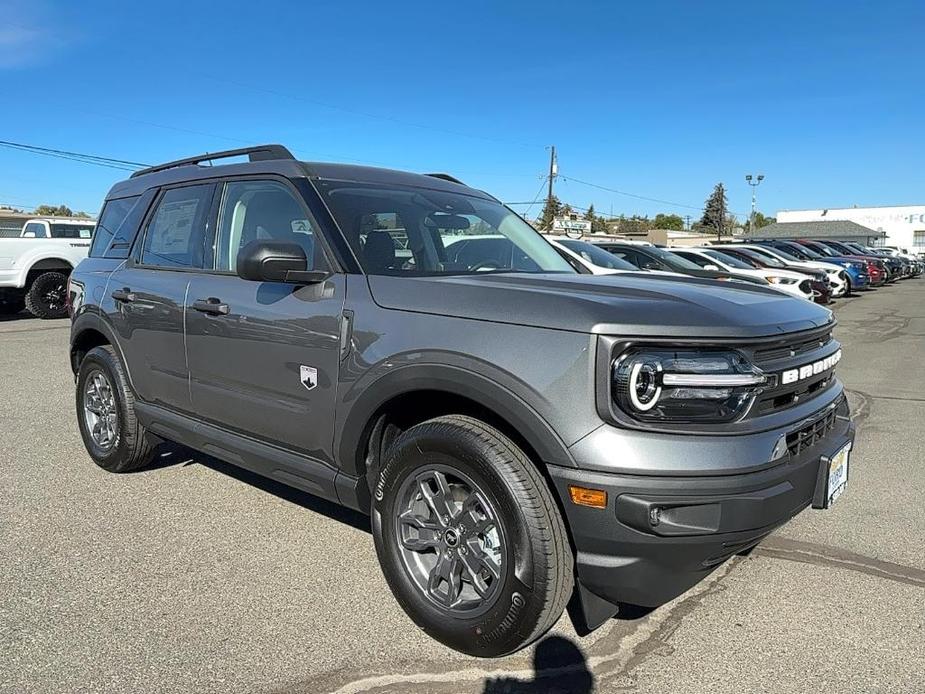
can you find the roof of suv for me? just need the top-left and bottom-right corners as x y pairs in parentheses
(107, 144), (493, 201)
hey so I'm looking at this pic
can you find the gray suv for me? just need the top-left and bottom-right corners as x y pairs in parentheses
(69, 145), (855, 657)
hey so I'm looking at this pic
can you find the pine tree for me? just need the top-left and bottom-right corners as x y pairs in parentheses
(583, 204), (595, 221)
(700, 183), (727, 237)
(539, 195), (562, 230)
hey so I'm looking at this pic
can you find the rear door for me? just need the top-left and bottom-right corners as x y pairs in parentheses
(107, 183), (217, 411)
(184, 177), (345, 463)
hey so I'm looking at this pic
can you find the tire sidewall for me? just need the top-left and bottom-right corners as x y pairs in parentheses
(76, 348), (130, 470)
(372, 422), (547, 657)
(27, 272), (68, 318)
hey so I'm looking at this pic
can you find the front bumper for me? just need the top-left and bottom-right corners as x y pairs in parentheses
(550, 395), (854, 626)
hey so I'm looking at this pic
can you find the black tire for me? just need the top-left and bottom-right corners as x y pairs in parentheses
(372, 415), (573, 657)
(842, 273), (852, 297)
(76, 345), (155, 473)
(0, 294), (25, 315)
(25, 271), (69, 319)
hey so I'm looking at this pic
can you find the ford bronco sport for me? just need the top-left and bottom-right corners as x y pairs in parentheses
(69, 145), (855, 657)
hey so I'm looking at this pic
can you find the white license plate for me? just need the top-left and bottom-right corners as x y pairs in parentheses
(825, 443), (851, 507)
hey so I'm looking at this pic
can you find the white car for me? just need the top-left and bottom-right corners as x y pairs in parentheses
(672, 247), (815, 301)
(0, 219), (95, 318)
(717, 243), (847, 297)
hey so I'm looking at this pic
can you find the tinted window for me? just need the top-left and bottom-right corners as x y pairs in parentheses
(318, 180), (573, 276)
(559, 239), (637, 270)
(50, 223), (94, 239)
(91, 196), (140, 257)
(214, 180), (326, 272)
(141, 185), (214, 269)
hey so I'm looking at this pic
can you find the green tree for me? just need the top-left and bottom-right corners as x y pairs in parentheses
(653, 213), (684, 230)
(591, 214), (609, 234)
(34, 204), (74, 217)
(700, 184), (727, 237)
(583, 204), (595, 221)
(751, 211), (775, 229)
(616, 215), (650, 236)
(538, 195), (562, 230)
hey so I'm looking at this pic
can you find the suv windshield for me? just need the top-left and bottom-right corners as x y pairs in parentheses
(558, 239), (637, 270)
(317, 180), (574, 276)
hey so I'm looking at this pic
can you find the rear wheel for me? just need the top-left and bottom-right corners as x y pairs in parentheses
(76, 345), (155, 473)
(372, 415), (573, 657)
(25, 271), (69, 318)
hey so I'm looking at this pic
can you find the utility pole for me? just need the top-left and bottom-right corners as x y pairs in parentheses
(685, 215), (691, 230)
(745, 174), (764, 235)
(546, 145), (557, 208)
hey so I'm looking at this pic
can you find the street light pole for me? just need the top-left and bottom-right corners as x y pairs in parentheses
(745, 174), (764, 235)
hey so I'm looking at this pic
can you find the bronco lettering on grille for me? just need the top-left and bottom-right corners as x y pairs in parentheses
(781, 349), (841, 385)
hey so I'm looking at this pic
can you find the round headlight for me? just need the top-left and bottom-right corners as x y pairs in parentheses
(629, 361), (661, 411)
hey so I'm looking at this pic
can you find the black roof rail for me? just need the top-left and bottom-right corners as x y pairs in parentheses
(130, 144), (296, 179)
(424, 172), (466, 185)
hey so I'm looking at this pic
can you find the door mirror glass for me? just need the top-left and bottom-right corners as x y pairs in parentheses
(236, 240), (327, 284)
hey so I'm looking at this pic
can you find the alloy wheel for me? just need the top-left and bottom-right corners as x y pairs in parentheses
(395, 465), (506, 616)
(83, 370), (119, 450)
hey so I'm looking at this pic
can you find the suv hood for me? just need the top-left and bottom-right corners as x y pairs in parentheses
(367, 273), (834, 338)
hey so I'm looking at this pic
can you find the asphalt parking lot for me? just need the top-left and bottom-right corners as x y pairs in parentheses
(2, 282), (924, 694)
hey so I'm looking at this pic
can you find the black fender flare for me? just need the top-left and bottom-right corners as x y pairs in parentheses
(335, 363), (577, 478)
(69, 310), (135, 389)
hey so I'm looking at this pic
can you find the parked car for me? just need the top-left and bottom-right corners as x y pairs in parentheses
(0, 219), (95, 317)
(726, 243), (848, 297)
(707, 245), (833, 303)
(671, 247), (816, 301)
(591, 241), (770, 285)
(814, 240), (902, 282)
(547, 236), (684, 276)
(69, 145), (854, 657)
(793, 240), (887, 287)
(756, 240), (870, 293)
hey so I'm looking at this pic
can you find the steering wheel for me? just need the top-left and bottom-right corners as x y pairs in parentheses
(469, 259), (504, 272)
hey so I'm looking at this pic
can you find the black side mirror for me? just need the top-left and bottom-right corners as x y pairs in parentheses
(236, 240), (328, 284)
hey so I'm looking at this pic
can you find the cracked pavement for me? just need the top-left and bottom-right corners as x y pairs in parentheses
(2, 279), (924, 693)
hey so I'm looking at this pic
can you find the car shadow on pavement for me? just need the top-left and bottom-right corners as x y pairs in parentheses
(143, 442), (372, 533)
(0, 311), (35, 322)
(482, 635), (593, 693)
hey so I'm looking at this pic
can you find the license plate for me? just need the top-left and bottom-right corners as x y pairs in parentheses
(825, 443), (851, 508)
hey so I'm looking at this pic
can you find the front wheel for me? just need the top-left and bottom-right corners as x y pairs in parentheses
(25, 271), (69, 318)
(372, 415), (573, 657)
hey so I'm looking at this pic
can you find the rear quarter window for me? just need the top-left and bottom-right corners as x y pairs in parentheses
(91, 196), (141, 258)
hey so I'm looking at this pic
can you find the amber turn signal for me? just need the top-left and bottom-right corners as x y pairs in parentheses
(568, 485), (607, 509)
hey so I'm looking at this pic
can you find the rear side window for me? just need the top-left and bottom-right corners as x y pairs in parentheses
(50, 223), (94, 239)
(91, 196), (140, 257)
(141, 185), (214, 269)
(23, 222), (47, 238)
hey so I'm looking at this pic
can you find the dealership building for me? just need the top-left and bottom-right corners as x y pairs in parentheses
(774, 205), (925, 252)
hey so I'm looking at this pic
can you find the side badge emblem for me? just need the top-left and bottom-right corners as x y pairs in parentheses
(300, 365), (318, 391)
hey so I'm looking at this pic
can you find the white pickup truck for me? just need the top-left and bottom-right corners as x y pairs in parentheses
(0, 218), (95, 318)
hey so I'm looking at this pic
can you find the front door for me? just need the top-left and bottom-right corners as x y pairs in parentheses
(107, 182), (217, 411)
(184, 178), (344, 464)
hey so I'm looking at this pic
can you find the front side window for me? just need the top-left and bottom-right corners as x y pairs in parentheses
(23, 222), (46, 238)
(674, 251), (714, 268)
(317, 180), (573, 276)
(141, 185), (214, 269)
(214, 180), (326, 272)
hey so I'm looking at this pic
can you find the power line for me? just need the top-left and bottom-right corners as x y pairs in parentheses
(0, 140), (149, 171)
(559, 173), (748, 218)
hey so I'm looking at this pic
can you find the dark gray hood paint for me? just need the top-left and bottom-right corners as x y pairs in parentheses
(368, 272), (834, 338)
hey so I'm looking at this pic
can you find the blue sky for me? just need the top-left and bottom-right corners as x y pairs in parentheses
(1, 0), (922, 221)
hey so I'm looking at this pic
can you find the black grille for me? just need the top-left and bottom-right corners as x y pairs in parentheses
(753, 330), (833, 364)
(786, 405), (839, 456)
